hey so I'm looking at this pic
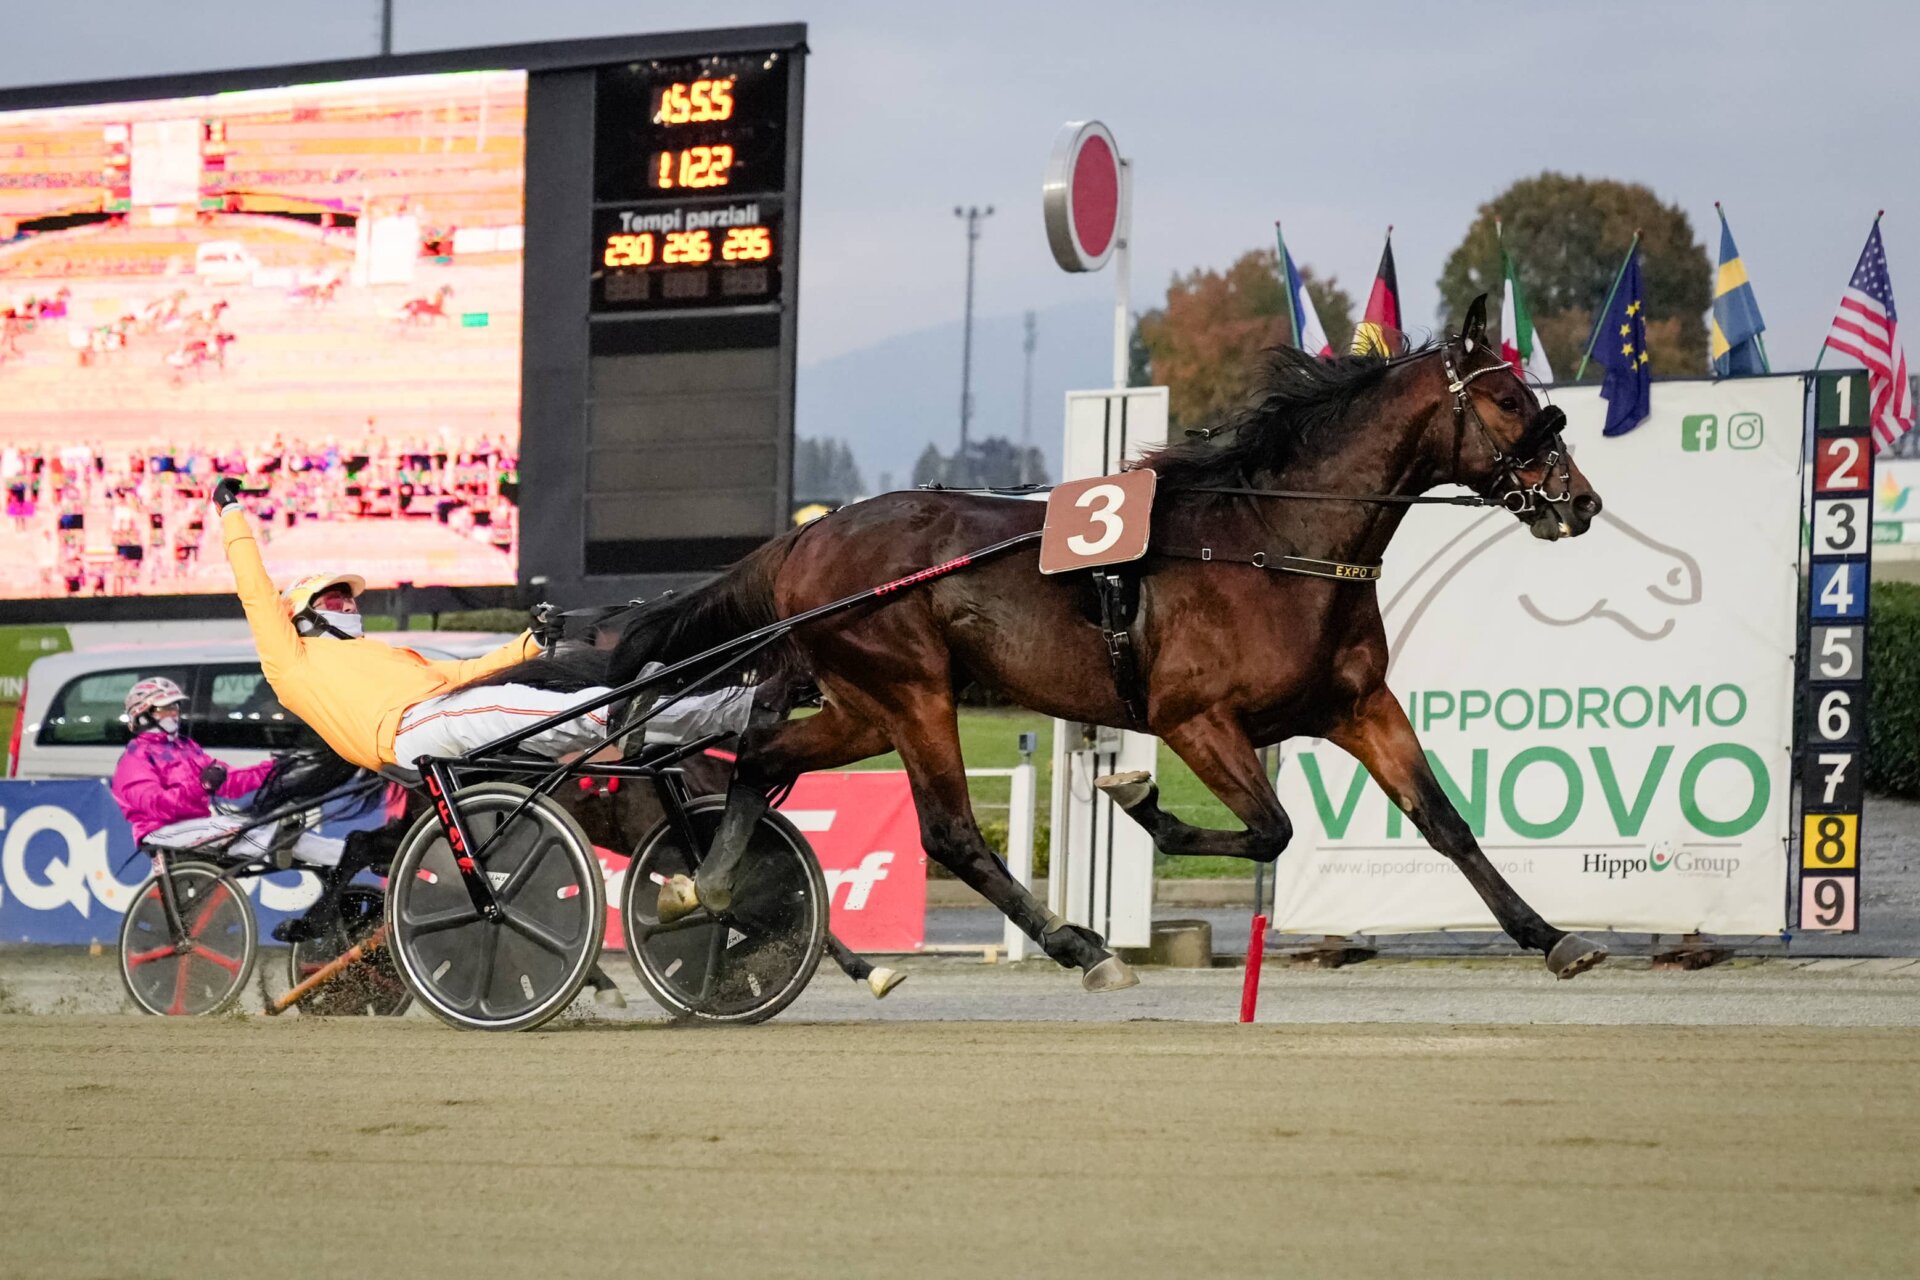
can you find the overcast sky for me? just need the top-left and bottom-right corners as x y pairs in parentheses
(5, 0), (1916, 371)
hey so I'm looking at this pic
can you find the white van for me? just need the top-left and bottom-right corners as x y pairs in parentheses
(194, 241), (261, 286)
(9, 634), (515, 779)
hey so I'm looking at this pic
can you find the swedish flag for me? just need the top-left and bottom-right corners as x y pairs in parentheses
(1710, 205), (1769, 377)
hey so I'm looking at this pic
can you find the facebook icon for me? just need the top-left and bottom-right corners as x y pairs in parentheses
(1682, 414), (1718, 451)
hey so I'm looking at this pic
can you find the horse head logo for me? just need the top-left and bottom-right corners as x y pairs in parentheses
(1382, 510), (1703, 673)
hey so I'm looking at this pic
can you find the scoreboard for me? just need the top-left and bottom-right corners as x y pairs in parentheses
(0, 24), (805, 622)
(552, 39), (807, 586)
(592, 53), (791, 313)
(1799, 372), (1873, 932)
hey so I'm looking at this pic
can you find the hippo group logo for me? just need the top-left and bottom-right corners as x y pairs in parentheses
(1580, 846), (1741, 881)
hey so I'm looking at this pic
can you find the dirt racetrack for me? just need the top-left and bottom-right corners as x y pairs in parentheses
(2, 1014), (1916, 1279)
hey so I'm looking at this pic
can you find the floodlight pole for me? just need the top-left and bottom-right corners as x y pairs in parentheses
(1021, 310), (1037, 481)
(379, 0), (394, 56)
(955, 204), (994, 454)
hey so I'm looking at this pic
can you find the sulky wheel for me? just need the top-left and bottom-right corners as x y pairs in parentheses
(622, 796), (828, 1024)
(286, 885), (411, 1017)
(385, 782), (605, 1032)
(119, 861), (258, 1017)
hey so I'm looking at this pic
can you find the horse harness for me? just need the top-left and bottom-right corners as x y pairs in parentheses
(1073, 341), (1570, 730)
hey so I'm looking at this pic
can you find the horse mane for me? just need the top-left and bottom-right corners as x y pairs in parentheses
(1136, 339), (1436, 489)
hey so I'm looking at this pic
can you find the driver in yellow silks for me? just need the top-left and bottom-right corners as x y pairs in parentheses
(214, 478), (755, 771)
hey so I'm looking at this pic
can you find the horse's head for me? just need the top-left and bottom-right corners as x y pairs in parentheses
(1432, 295), (1602, 541)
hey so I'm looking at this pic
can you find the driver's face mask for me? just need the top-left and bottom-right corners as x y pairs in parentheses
(154, 712), (182, 737)
(298, 609), (365, 639)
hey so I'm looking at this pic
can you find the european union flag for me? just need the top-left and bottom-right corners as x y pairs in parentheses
(1596, 246), (1651, 436)
(1711, 208), (1769, 377)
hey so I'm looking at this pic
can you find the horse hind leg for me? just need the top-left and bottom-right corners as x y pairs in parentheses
(1096, 713), (1293, 861)
(872, 686), (1134, 992)
(825, 934), (906, 999)
(678, 699), (892, 916)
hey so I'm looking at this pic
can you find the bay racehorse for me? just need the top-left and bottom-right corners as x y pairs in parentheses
(608, 296), (1610, 990)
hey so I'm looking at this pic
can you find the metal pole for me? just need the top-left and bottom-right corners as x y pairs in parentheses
(1111, 158), (1132, 388)
(955, 205), (993, 455)
(1574, 230), (1641, 381)
(1020, 309), (1037, 481)
(1005, 745), (1037, 963)
(379, 0), (394, 56)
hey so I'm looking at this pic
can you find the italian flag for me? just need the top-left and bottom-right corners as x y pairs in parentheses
(1499, 231), (1554, 383)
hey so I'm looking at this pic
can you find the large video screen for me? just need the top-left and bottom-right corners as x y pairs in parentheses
(0, 70), (526, 599)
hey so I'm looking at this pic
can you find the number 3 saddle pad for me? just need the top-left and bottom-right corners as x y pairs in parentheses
(1038, 469), (1157, 575)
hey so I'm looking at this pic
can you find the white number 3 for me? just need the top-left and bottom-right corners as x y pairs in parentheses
(1067, 483), (1126, 556)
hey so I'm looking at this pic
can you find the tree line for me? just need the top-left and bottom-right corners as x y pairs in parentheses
(1134, 173), (1713, 429)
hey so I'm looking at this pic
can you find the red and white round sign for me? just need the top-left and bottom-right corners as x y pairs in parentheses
(1042, 120), (1122, 273)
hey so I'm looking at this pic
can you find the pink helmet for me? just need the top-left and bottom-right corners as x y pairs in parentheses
(124, 676), (187, 721)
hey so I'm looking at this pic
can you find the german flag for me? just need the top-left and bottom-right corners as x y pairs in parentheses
(1351, 228), (1401, 356)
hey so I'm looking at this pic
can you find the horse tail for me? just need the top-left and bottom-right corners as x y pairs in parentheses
(456, 644), (612, 693)
(606, 532), (798, 687)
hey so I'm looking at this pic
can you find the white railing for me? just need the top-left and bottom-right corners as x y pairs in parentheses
(964, 763), (1038, 962)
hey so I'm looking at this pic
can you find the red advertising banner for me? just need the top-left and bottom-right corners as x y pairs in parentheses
(596, 771), (927, 953)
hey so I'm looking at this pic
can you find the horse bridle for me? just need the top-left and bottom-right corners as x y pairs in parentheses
(1439, 342), (1573, 518)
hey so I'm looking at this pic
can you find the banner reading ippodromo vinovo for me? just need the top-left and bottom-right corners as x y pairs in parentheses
(1272, 375), (1803, 936)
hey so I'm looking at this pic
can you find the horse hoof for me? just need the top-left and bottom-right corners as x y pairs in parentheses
(593, 985), (628, 1009)
(1083, 956), (1139, 993)
(657, 874), (701, 923)
(866, 967), (908, 999)
(1547, 934), (1607, 980)
(1094, 770), (1155, 810)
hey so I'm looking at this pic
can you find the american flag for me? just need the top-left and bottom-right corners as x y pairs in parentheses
(1824, 221), (1914, 453)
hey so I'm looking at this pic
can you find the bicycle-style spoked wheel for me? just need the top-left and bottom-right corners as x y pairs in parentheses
(385, 783), (605, 1032)
(287, 884), (411, 1017)
(623, 796), (828, 1024)
(119, 862), (258, 1017)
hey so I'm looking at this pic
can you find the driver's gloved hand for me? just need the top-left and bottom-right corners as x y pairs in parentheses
(528, 601), (561, 649)
(200, 763), (228, 793)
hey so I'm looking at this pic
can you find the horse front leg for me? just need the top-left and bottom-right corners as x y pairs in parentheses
(1327, 687), (1606, 978)
(1094, 711), (1293, 861)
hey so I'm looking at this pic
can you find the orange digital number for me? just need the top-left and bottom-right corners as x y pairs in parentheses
(650, 145), (734, 191)
(653, 78), (737, 125)
(602, 233), (655, 268)
(663, 230), (712, 265)
(721, 226), (772, 261)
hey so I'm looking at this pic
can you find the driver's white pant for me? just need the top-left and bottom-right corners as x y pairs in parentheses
(144, 815), (345, 868)
(389, 681), (755, 764)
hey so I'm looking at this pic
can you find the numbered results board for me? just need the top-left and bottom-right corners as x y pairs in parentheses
(591, 52), (792, 312)
(1800, 373), (1873, 931)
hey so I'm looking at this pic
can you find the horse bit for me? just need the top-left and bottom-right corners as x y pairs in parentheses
(1439, 344), (1573, 517)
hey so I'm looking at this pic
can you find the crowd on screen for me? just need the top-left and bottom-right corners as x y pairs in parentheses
(0, 430), (519, 596)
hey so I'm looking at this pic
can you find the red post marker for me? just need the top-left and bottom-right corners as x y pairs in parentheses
(1239, 913), (1268, 1023)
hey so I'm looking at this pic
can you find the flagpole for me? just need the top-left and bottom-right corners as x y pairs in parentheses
(1275, 220), (1300, 349)
(1814, 210), (1884, 372)
(1575, 230), (1641, 381)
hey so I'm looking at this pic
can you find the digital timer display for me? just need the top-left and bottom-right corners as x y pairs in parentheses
(603, 225), (773, 267)
(592, 50), (793, 314)
(595, 52), (788, 202)
(651, 78), (734, 124)
(592, 202), (784, 311)
(649, 144), (733, 190)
